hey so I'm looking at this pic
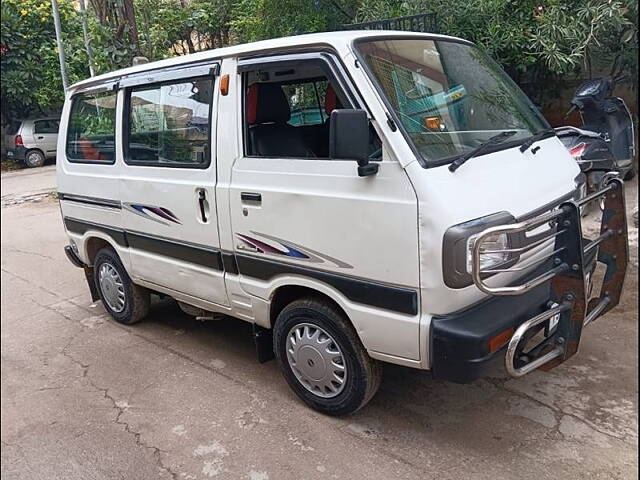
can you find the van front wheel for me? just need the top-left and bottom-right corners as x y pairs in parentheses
(273, 297), (382, 415)
(94, 247), (149, 324)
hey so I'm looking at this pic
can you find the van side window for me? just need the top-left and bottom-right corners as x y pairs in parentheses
(34, 120), (59, 134)
(126, 77), (213, 168)
(66, 91), (117, 163)
(243, 63), (381, 159)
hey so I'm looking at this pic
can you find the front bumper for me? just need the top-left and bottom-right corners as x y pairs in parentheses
(432, 262), (556, 383)
(432, 179), (628, 383)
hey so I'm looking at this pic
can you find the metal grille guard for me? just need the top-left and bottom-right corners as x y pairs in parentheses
(471, 178), (629, 377)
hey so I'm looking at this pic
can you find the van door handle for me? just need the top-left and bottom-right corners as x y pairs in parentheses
(37, 136), (44, 140)
(241, 192), (262, 203)
(197, 189), (209, 223)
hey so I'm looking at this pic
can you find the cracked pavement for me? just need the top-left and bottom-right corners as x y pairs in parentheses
(1, 178), (638, 479)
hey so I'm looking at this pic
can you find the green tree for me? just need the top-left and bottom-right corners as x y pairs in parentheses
(1, 0), (89, 121)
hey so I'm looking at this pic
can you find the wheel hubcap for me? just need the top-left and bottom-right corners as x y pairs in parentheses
(98, 263), (125, 313)
(27, 153), (41, 165)
(286, 323), (347, 398)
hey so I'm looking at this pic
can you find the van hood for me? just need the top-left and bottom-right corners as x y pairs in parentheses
(408, 136), (581, 315)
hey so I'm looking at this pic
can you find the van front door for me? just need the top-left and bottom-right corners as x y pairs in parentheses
(227, 55), (420, 360)
(119, 64), (229, 307)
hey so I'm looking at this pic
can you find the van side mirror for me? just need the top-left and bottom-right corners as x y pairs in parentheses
(329, 109), (379, 177)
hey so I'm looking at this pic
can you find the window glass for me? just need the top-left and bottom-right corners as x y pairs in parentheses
(34, 120), (59, 134)
(283, 80), (328, 126)
(127, 77), (213, 167)
(66, 91), (117, 162)
(356, 39), (548, 165)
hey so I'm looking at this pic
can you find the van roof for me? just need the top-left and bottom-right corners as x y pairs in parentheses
(69, 30), (468, 92)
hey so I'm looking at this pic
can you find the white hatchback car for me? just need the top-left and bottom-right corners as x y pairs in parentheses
(5, 117), (60, 167)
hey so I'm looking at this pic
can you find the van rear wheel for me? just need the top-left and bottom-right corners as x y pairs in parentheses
(273, 297), (382, 415)
(94, 247), (149, 324)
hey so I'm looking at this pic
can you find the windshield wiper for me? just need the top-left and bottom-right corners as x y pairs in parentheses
(449, 131), (517, 172)
(519, 128), (555, 153)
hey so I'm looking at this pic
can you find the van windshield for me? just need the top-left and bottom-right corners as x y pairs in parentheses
(355, 38), (549, 166)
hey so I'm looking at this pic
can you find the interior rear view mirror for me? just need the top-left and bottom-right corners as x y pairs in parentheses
(329, 109), (378, 177)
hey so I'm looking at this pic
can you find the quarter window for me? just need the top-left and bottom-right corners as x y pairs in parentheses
(66, 91), (117, 163)
(126, 77), (213, 167)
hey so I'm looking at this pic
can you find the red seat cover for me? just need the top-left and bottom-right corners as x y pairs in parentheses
(324, 85), (337, 115)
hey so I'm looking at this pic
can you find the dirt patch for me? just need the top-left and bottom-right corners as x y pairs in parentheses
(1, 159), (24, 172)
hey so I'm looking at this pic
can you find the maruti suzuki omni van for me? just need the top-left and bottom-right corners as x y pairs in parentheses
(57, 31), (629, 415)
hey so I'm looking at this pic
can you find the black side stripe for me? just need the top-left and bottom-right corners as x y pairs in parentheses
(236, 254), (418, 315)
(64, 217), (222, 271)
(64, 217), (128, 247)
(126, 230), (223, 271)
(222, 252), (239, 274)
(63, 217), (417, 315)
(59, 193), (122, 210)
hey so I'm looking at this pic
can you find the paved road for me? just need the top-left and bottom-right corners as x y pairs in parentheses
(0, 165), (57, 207)
(1, 180), (638, 480)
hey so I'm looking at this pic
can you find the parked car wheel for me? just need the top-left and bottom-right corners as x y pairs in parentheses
(94, 247), (150, 324)
(273, 297), (382, 415)
(24, 149), (45, 168)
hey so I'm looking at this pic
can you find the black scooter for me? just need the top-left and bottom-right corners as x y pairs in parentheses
(555, 77), (636, 199)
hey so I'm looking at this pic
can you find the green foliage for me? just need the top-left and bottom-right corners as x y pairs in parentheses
(231, 0), (329, 42)
(529, 0), (633, 76)
(353, 0), (638, 105)
(1, 0), (636, 122)
(1, 0), (89, 121)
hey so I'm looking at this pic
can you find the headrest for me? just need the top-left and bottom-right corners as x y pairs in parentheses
(246, 83), (291, 125)
(325, 84), (337, 115)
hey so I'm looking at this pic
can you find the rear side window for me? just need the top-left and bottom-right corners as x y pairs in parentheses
(126, 77), (213, 168)
(34, 120), (59, 134)
(66, 91), (117, 163)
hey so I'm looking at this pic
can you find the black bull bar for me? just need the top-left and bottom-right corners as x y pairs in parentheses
(470, 178), (629, 377)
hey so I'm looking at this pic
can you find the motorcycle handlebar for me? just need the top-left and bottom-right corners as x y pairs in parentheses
(565, 105), (577, 117)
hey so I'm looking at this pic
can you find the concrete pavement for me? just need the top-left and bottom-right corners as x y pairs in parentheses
(1, 164), (57, 207)
(1, 180), (638, 479)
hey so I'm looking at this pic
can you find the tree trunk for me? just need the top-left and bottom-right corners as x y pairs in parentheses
(122, 0), (139, 53)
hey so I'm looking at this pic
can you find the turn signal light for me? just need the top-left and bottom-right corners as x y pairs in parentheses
(220, 74), (230, 96)
(488, 328), (514, 353)
(424, 116), (442, 130)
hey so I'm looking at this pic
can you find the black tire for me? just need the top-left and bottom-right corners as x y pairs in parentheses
(273, 297), (382, 415)
(93, 247), (149, 324)
(24, 149), (45, 168)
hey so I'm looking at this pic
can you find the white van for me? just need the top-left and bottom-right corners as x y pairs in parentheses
(58, 31), (629, 415)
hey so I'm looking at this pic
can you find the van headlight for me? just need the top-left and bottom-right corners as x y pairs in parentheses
(442, 212), (520, 289)
(466, 232), (510, 274)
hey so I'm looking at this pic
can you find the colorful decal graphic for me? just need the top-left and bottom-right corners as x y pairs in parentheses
(236, 231), (353, 269)
(123, 202), (182, 226)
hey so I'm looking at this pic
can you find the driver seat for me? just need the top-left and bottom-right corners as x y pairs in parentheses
(246, 83), (313, 158)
